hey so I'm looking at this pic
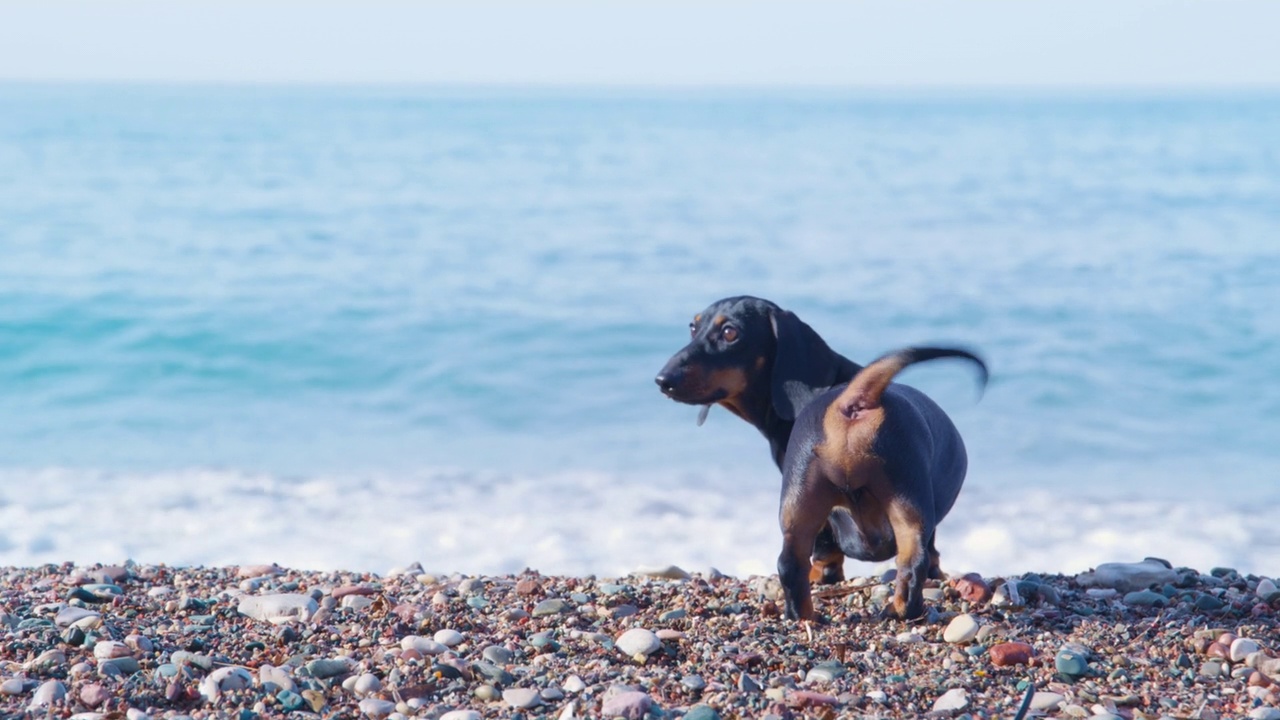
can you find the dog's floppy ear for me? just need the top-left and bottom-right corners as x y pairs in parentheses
(770, 309), (846, 422)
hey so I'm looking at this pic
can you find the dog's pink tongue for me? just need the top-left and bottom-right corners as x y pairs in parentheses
(696, 404), (711, 426)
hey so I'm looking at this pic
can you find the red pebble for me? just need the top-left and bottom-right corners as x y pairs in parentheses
(515, 578), (543, 596)
(1207, 641), (1232, 660)
(787, 690), (838, 707)
(332, 584), (376, 599)
(1218, 632), (1239, 646)
(989, 642), (1035, 667)
(952, 573), (993, 604)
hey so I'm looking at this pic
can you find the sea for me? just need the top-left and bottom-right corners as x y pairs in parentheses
(1, 85), (1278, 579)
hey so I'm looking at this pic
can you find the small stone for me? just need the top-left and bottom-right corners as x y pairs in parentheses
(80, 682), (109, 708)
(1207, 641), (1231, 659)
(633, 564), (690, 580)
(302, 689), (327, 712)
(305, 658), (353, 679)
(55, 606), (101, 628)
(1056, 647), (1089, 678)
(1257, 578), (1277, 599)
(481, 645), (513, 664)
(786, 689), (838, 708)
(1123, 590), (1166, 607)
(260, 664), (295, 693)
(200, 666), (253, 700)
(682, 705), (721, 720)
(1, 677), (26, 695)
(542, 686), (565, 701)
(28, 680), (66, 710)
(502, 688), (542, 709)
(277, 690), (305, 712)
(1233, 638), (1263, 662)
(933, 688), (968, 712)
(616, 628), (661, 656)
(601, 690), (652, 718)
(1201, 660), (1225, 679)
(952, 573), (992, 603)
(358, 698), (396, 717)
(659, 608), (687, 621)
(474, 684), (500, 702)
(1077, 560), (1178, 592)
(341, 594), (374, 611)
(805, 661), (847, 684)
(237, 564), (280, 578)
(434, 629), (464, 646)
(532, 598), (569, 616)
(93, 641), (132, 659)
(400, 636), (447, 655)
(1248, 708), (1280, 720)
(353, 673), (381, 696)
(991, 581), (1022, 607)
(564, 675), (586, 694)
(238, 594), (318, 624)
(1195, 593), (1226, 611)
(943, 614), (980, 644)
(515, 578), (543, 596)
(682, 675), (707, 691)
(1030, 691), (1065, 711)
(439, 712), (482, 720)
(990, 642), (1034, 667)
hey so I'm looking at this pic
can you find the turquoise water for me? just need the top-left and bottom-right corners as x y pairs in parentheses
(2, 86), (1279, 500)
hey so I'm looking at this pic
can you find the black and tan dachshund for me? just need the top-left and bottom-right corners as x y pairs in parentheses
(655, 296), (985, 618)
(656, 296), (864, 583)
(776, 347), (987, 621)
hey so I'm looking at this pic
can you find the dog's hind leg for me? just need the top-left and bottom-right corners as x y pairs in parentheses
(809, 523), (845, 585)
(884, 499), (933, 621)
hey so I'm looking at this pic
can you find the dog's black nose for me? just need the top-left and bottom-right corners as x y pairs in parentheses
(655, 370), (682, 394)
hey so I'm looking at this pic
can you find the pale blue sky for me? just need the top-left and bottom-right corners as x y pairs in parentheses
(0, 0), (1277, 87)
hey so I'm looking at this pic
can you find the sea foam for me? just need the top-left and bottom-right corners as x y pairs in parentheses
(1, 467), (1275, 579)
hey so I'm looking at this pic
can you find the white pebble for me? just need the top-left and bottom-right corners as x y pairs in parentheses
(28, 680), (67, 710)
(353, 673), (382, 697)
(933, 688), (968, 712)
(200, 666), (252, 701)
(434, 629), (465, 646)
(503, 688), (543, 709)
(237, 594), (318, 624)
(616, 628), (662, 656)
(563, 674), (586, 694)
(358, 698), (396, 718)
(400, 635), (447, 655)
(93, 641), (131, 660)
(439, 711), (482, 720)
(1257, 578), (1277, 598)
(943, 614), (980, 644)
(1232, 638), (1262, 663)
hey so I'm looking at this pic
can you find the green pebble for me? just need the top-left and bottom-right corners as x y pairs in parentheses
(683, 705), (722, 720)
(1194, 594), (1225, 611)
(277, 690), (305, 712)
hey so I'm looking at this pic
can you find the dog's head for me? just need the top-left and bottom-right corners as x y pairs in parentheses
(655, 296), (849, 425)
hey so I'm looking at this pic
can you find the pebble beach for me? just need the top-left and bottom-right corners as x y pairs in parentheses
(3, 559), (1280, 720)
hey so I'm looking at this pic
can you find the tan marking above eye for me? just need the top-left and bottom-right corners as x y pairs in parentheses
(713, 314), (726, 327)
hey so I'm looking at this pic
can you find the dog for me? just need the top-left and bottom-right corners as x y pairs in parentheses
(655, 296), (863, 583)
(776, 346), (987, 622)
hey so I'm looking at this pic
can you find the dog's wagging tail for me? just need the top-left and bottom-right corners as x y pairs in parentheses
(777, 346), (987, 623)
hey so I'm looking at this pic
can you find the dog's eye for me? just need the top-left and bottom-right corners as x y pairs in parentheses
(722, 325), (739, 343)
(689, 322), (697, 337)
